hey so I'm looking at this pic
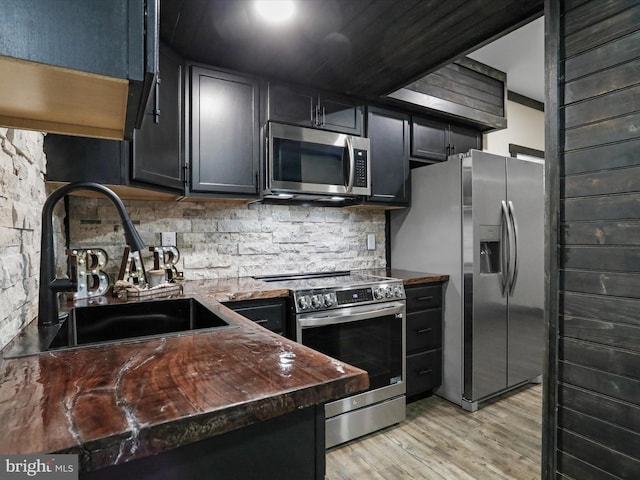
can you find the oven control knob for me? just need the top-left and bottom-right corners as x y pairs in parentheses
(374, 287), (384, 299)
(323, 293), (335, 307)
(311, 294), (322, 309)
(393, 285), (404, 297)
(298, 296), (310, 310)
(384, 286), (393, 298)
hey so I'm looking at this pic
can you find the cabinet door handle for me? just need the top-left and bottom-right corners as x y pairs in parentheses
(417, 369), (433, 376)
(417, 296), (433, 302)
(254, 319), (269, 325)
(153, 76), (161, 124)
(417, 327), (433, 334)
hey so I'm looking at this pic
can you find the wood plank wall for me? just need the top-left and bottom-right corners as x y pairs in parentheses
(546, 0), (640, 478)
(389, 57), (508, 130)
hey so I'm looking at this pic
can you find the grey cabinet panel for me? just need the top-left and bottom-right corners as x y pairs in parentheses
(411, 117), (448, 162)
(267, 82), (363, 135)
(411, 117), (482, 164)
(319, 95), (363, 135)
(131, 45), (183, 190)
(449, 125), (482, 157)
(189, 67), (260, 196)
(268, 83), (315, 127)
(366, 107), (410, 206)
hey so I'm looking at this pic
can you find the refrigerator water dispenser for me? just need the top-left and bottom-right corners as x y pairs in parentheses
(479, 225), (501, 274)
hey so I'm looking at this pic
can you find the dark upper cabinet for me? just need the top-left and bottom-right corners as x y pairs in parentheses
(188, 66), (260, 197)
(411, 116), (482, 165)
(44, 136), (127, 186)
(365, 107), (410, 206)
(267, 82), (363, 135)
(449, 124), (482, 159)
(131, 45), (183, 191)
(410, 118), (448, 162)
(0, 0), (158, 140)
(267, 84), (316, 127)
(43, 43), (183, 196)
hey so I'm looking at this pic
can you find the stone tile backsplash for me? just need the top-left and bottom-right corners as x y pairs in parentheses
(65, 198), (387, 281)
(0, 127), (386, 352)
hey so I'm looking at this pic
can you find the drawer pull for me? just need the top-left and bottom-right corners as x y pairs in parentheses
(417, 327), (433, 334)
(417, 369), (433, 376)
(417, 296), (434, 302)
(254, 319), (269, 325)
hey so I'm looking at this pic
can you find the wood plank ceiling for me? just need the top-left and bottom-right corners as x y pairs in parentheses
(160, 0), (543, 99)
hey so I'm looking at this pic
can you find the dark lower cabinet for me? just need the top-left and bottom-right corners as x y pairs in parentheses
(405, 283), (444, 402)
(82, 404), (325, 480)
(188, 66), (260, 197)
(406, 350), (442, 399)
(365, 107), (410, 206)
(410, 116), (482, 166)
(223, 298), (287, 336)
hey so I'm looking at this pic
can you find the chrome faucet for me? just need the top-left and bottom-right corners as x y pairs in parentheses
(38, 182), (146, 326)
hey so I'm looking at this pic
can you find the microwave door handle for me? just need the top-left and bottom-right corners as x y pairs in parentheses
(346, 136), (355, 192)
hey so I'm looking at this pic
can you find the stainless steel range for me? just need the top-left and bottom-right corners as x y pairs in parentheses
(256, 271), (406, 448)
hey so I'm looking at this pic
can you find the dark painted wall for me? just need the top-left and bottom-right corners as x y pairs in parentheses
(545, 0), (640, 478)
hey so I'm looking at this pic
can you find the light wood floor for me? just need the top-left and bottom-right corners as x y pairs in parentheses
(326, 384), (542, 480)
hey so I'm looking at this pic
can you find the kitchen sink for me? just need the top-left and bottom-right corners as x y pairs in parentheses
(47, 297), (234, 351)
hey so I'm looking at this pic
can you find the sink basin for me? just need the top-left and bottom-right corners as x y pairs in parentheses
(47, 297), (234, 350)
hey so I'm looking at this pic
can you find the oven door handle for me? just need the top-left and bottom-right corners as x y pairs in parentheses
(297, 301), (405, 328)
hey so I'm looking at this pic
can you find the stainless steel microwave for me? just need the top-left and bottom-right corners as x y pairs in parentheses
(265, 122), (370, 200)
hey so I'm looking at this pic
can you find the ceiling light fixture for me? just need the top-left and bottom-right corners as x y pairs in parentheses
(254, 0), (295, 23)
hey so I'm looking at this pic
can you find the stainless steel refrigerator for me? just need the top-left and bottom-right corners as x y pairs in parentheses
(390, 150), (544, 411)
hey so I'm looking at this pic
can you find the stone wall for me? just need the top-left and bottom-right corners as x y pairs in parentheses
(64, 198), (387, 280)
(0, 129), (47, 351)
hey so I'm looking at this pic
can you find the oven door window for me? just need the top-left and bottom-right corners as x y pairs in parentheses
(273, 138), (348, 186)
(301, 313), (402, 391)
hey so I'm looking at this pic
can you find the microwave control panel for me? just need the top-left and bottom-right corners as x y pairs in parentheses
(354, 149), (368, 188)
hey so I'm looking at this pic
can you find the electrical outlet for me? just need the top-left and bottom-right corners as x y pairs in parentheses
(367, 233), (376, 251)
(161, 232), (177, 246)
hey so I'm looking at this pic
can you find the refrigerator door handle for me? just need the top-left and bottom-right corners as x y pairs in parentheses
(508, 200), (519, 296)
(500, 200), (512, 296)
